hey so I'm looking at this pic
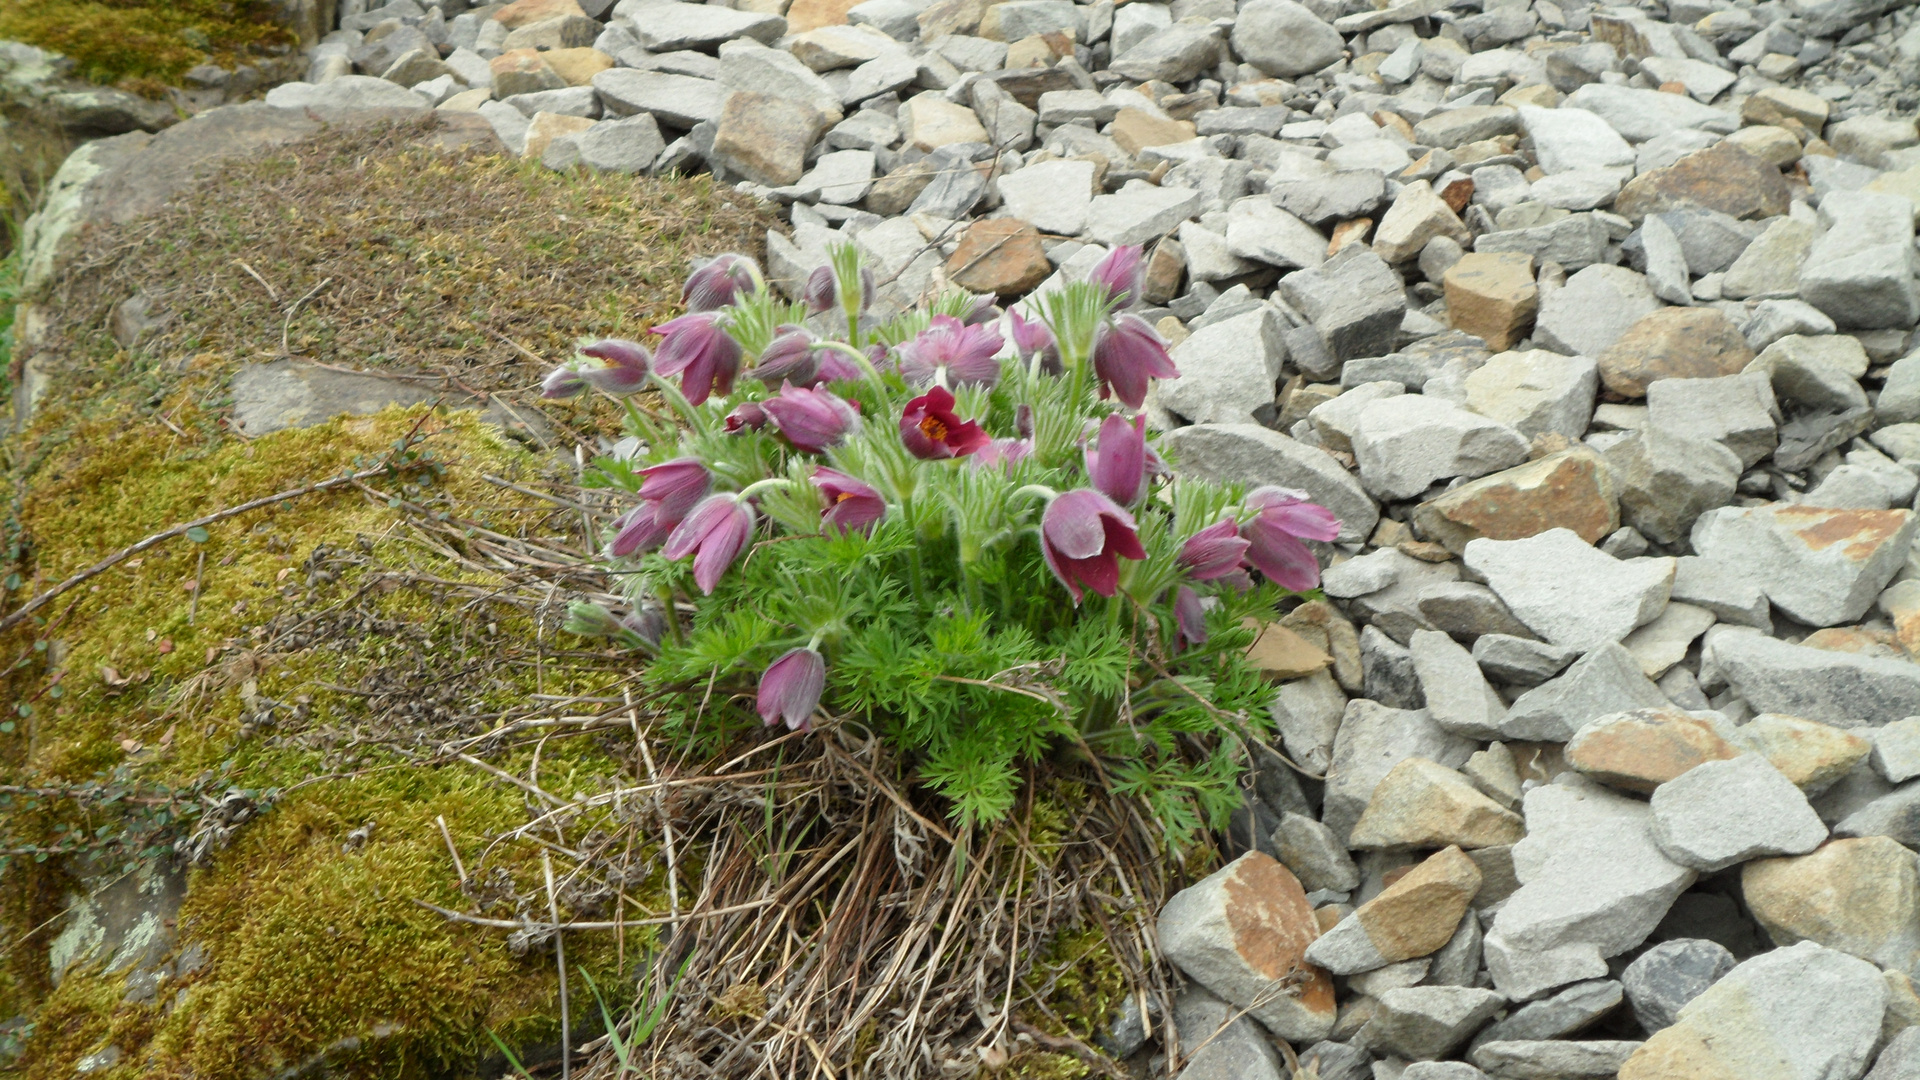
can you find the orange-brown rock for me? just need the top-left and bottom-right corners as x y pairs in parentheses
(1349, 759), (1526, 851)
(543, 47), (614, 86)
(785, 0), (861, 32)
(1242, 619), (1335, 680)
(523, 112), (595, 159)
(489, 49), (567, 98)
(1411, 447), (1618, 555)
(945, 218), (1050, 296)
(1726, 713), (1870, 793)
(1109, 108), (1197, 155)
(1304, 846), (1482, 973)
(1564, 706), (1739, 792)
(1613, 140), (1792, 221)
(1156, 852), (1338, 1042)
(491, 0), (587, 28)
(1444, 251), (1536, 351)
(1596, 307), (1755, 398)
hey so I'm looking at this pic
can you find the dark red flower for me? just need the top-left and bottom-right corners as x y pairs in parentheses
(899, 386), (991, 460)
(654, 312), (742, 405)
(1040, 489), (1147, 602)
(1091, 314), (1178, 410)
(811, 467), (886, 533)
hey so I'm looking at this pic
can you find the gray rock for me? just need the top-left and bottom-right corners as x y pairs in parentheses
(504, 86), (600, 119)
(1417, 582), (1535, 640)
(263, 75), (429, 110)
(1722, 218), (1817, 301)
(1873, 718), (1920, 784)
(1562, 84), (1737, 143)
(905, 145), (988, 218)
(1799, 190), (1920, 331)
(1637, 215), (1692, 306)
(1603, 428), (1742, 547)
(1276, 246), (1407, 362)
(1482, 936), (1610, 1003)
(1169, 987), (1287, 1080)
(1648, 754), (1828, 871)
(1644, 372), (1778, 469)
(1232, 0), (1343, 78)
(1472, 634), (1578, 687)
(997, 158), (1095, 236)
(1620, 938), (1736, 1034)
(1323, 699), (1476, 844)
(1518, 104), (1633, 174)
(1271, 171), (1387, 228)
(1463, 530), (1674, 653)
(1473, 213), (1612, 273)
(1467, 1040), (1642, 1079)
(1654, 210), (1761, 276)
(1642, 942), (1885, 1080)
(1491, 775), (1697, 962)
(574, 113), (666, 173)
(1471, 980), (1623, 1049)
(1108, 21), (1223, 83)
(477, 99), (531, 154)
(1273, 811), (1360, 894)
(1363, 624), (1425, 710)
(1341, 551), (1464, 645)
(1371, 986), (1507, 1061)
(1159, 856), (1336, 1043)
(1403, 1065), (1490, 1080)
(610, 0), (787, 51)
(1086, 180), (1204, 247)
(1833, 782), (1920, 848)
(1691, 503), (1918, 628)
(1533, 264), (1660, 359)
(1668, 556), (1770, 629)
(1705, 626), (1920, 728)
(1412, 629), (1509, 740)
(1426, 911), (1485, 988)
(1351, 396), (1529, 502)
(1302, 1042), (1376, 1080)
(593, 69), (723, 128)
(1270, 670), (1347, 778)
(1226, 197), (1328, 271)
(1869, 1026), (1920, 1080)
(824, 108), (898, 154)
(1463, 349), (1598, 443)
(1415, 105), (1520, 151)
(968, 79), (1035, 152)
(231, 360), (548, 443)
(1156, 424), (1378, 544)
(1502, 642), (1670, 743)
(1152, 307), (1287, 426)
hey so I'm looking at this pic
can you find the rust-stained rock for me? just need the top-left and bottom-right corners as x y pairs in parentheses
(1565, 707), (1739, 793)
(491, 0), (588, 28)
(1350, 758), (1527, 851)
(1728, 713), (1871, 794)
(1303, 846), (1483, 973)
(1157, 852), (1338, 1042)
(1280, 600), (1363, 692)
(785, 0), (862, 32)
(1613, 141), (1792, 221)
(1596, 307), (1755, 398)
(1412, 447), (1618, 555)
(1693, 504), (1920, 628)
(1743, 837), (1920, 976)
(1242, 619), (1335, 680)
(1444, 252), (1536, 352)
(944, 218), (1050, 296)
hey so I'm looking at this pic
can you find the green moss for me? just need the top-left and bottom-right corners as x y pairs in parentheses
(0, 0), (294, 89)
(1007, 1051), (1092, 1079)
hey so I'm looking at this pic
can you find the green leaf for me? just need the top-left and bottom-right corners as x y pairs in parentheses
(185, 526), (210, 543)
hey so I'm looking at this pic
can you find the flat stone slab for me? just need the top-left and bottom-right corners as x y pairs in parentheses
(231, 360), (552, 444)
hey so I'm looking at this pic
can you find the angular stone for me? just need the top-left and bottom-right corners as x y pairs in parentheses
(1595, 307), (1754, 399)
(1276, 245), (1405, 361)
(1620, 941), (1885, 1080)
(1729, 714), (1871, 796)
(1707, 627), (1920, 729)
(1464, 529), (1673, 652)
(1875, 718), (1920, 784)
(1503, 642), (1670, 744)
(1411, 630), (1509, 740)
(1721, 217), (1817, 301)
(1306, 846), (1481, 974)
(1743, 837), (1920, 979)
(1493, 776), (1697, 959)
(995, 158), (1095, 236)
(1351, 758), (1525, 851)
(1649, 754), (1828, 872)
(593, 69), (723, 127)
(1473, 634), (1578, 687)
(1087, 181), (1204, 248)
(1272, 811), (1359, 894)
(1227, 198), (1328, 271)
(1414, 106), (1519, 151)
(1534, 264), (1660, 360)
(523, 111), (595, 160)
(1271, 171), (1387, 230)
(1351, 396), (1529, 502)
(1171, 986), (1289, 1080)
(1157, 852), (1337, 1042)
(1691, 505), (1919, 628)
(1622, 939), (1736, 1034)
(1470, 1041), (1642, 1078)
(1621, 603), (1716, 680)
(538, 45), (613, 85)
(1643, 372), (1778, 470)
(1561, 83), (1738, 144)
(1340, 552), (1464, 645)
(945, 218), (1048, 296)
(1517, 104), (1634, 176)
(572, 112), (666, 173)
(1834, 783), (1920, 849)
(1269, 670), (1347, 775)
(1871, 1027), (1920, 1080)
(1566, 707), (1739, 794)
(1473, 980), (1624, 1049)
(1108, 21), (1223, 83)
(1375, 179), (1472, 264)
(490, 48), (568, 97)
(1465, 349), (1598, 443)
(611, 0), (788, 50)
(1482, 936), (1610, 1004)
(1443, 252), (1536, 352)
(1372, 986), (1507, 1061)
(1323, 700), (1476, 844)
(1614, 142), (1791, 222)
(710, 91), (828, 187)
(1604, 429), (1741, 547)
(899, 94), (987, 151)
(1156, 424), (1379, 544)
(1417, 582), (1536, 641)
(1411, 449), (1617, 556)
(1475, 213), (1612, 273)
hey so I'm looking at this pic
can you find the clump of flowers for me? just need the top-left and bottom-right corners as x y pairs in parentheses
(549, 244), (1339, 838)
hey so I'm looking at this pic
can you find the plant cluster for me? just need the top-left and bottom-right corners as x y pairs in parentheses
(547, 245), (1339, 838)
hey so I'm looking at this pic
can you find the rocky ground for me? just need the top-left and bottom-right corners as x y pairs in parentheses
(15, 0), (1920, 1074)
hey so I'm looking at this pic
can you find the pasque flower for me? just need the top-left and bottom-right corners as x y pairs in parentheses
(900, 386), (991, 460)
(543, 340), (651, 398)
(608, 459), (711, 557)
(1005, 309), (1061, 376)
(971, 437), (1033, 471)
(541, 366), (588, 398)
(896, 315), (1004, 388)
(804, 263), (875, 316)
(1091, 314), (1178, 410)
(1240, 486), (1340, 591)
(763, 383), (860, 453)
(1174, 586), (1208, 650)
(654, 312), (742, 405)
(1040, 489), (1147, 602)
(811, 467), (886, 533)
(1089, 244), (1145, 309)
(724, 400), (768, 433)
(757, 646), (826, 731)
(1176, 519), (1251, 581)
(684, 253), (758, 311)
(664, 493), (755, 594)
(1084, 413), (1147, 505)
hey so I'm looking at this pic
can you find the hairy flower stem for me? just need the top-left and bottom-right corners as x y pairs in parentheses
(648, 370), (710, 434)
